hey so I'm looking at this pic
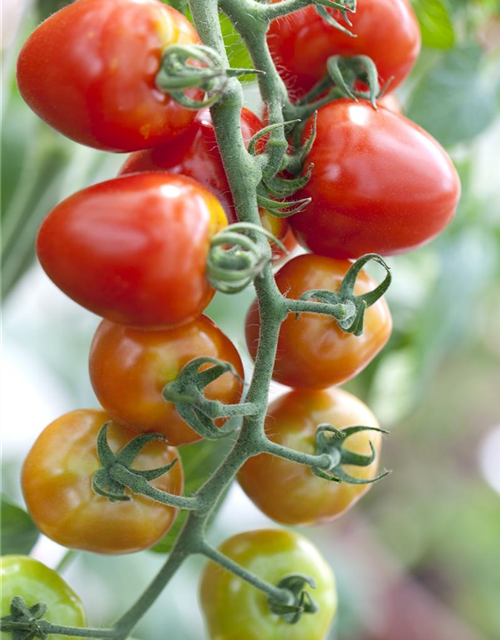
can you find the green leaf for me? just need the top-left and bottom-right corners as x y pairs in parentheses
(413, 0), (455, 49)
(1, 495), (39, 555)
(406, 45), (497, 147)
(219, 14), (254, 82)
(150, 435), (235, 553)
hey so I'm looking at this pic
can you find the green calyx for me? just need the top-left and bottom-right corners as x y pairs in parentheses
(207, 223), (288, 293)
(156, 44), (263, 109)
(162, 356), (257, 440)
(313, 424), (390, 483)
(2, 597), (48, 640)
(327, 54), (381, 107)
(93, 425), (177, 502)
(296, 253), (391, 336)
(268, 574), (319, 624)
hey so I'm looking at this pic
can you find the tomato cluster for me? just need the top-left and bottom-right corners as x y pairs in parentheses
(13, 0), (461, 638)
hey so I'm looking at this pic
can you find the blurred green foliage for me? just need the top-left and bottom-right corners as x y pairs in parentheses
(2, 0), (500, 639)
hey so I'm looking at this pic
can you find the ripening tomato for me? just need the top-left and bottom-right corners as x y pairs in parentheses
(37, 173), (227, 328)
(238, 388), (383, 525)
(267, 0), (421, 96)
(89, 315), (244, 446)
(200, 529), (337, 640)
(22, 410), (183, 554)
(291, 100), (461, 258)
(120, 107), (296, 258)
(17, 0), (200, 151)
(1, 556), (87, 640)
(245, 255), (392, 389)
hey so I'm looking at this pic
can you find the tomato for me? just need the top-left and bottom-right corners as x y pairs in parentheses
(245, 255), (392, 388)
(200, 529), (337, 640)
(120, 107), (295, 257)
(1, 556), (86, 640)
(121, 107), (261, 223)
(290, 100), (461, 258)
(89, 315), (244, 446)
(22, 410), (183, 554)
(378, 93), (403, 114)
(36, 173), (227, 328)
(17, 0), (200, 152)
(238, 388), (382, 525)
(267, 0), (421, 96)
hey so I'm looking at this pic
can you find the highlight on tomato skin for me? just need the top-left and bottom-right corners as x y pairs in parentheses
(200, 529), (338, 640)
(89, 315), (245, 447)
(245, 254), (393, 389)
(22, 410), (184, 555)
(290, 100), (461, 259)
(16, 0), (201, 152)
(267, 0), (421, 97)
(238, 387), (383, 526)
(121, 107), (295, 257)
(36, 173), (228, 329)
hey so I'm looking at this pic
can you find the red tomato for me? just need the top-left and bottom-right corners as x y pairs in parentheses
(378, 93), (403, 114)
(17, 0), (200, 151)
(89, 315), (244, 446)
(36, 173), (227, 328)
(121, 107), (295, 257)
(291, 100), (461, 258)
(267, 0), (421, 96)
(22, 410), (183, 554)
(238, 388), (383, 525)
(245, 255), (392, 388)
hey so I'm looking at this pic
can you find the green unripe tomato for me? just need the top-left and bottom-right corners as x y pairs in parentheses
(0, 556), (87, 640)
(200, 529), (337, 640)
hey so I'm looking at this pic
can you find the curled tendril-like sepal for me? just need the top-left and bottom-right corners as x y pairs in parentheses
(327, 55), (380, 107)
(312, 423), (391, 484)
(92, 424), (177, 502)
(1, 597), (49, 640)
(268, 574), (319, 624)
(162, 356), (255, 441)
(316, 5), (356, 38)
(257, 187), (312, 218)
(156, 44), (263, 109)
(297, 253), (391, 336)
(207, 223), (289, 293)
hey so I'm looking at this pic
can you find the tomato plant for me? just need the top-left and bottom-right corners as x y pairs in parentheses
(246, 254), (392, 388)
(238, 388), (383, 525)
(267, 0), (421, 95)
(17, 0), (201, 152)
(22, 410), (183, 554)
(0, 556), (87, 640)
(89, 315), (244, 446)
(290, 99), (461, 258)
(200, 529), (337, 640)
(36, 173), (227, 328)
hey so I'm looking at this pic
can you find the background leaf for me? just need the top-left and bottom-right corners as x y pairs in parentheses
(150, 435), (235, 553)
(1, 495), (39, 555)
(413, 0), (455, 49)
(406, 45), (498, 146)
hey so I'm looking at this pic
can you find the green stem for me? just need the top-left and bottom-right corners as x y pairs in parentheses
(200, 542), (291, 603)
(55, 550), (78, 575)
(261, 438), (336, 470)
(0, 621), (116, 639)
(108, 466), (200, 510)
(286, 298), (353, 320)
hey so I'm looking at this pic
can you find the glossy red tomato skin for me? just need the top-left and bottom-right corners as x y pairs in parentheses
(245, 255), (392, 389)
(121, 107), (294, 259)
(36, 173), (227, 328)
(89, 315), (244, 446)
(17, 0), (200, 152)
(22, 410), (183, 554)
(121, 108), (261, 223)
(291, 100), (461, 258)
(238, 388), (382, 526)
(268, 0), (421, 96)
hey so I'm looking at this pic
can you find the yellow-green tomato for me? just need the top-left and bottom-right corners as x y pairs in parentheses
(200, 529), (337, 640)
(0, 556), (86, 640)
